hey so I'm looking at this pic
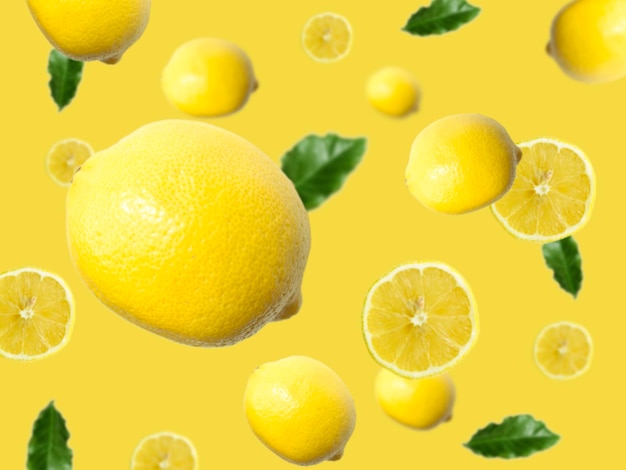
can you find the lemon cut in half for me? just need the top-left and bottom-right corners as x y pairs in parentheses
(302, 12), (352, 62)
(363, 262), (478, 379)
(46, 138), (93, 187)
(492, 138), (595, 243)
(0, 268), (74, 361)
(534, 321), (592, 380)
(131, 432), (198, 470)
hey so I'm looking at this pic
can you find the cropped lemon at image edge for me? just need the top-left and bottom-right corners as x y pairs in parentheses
(0, 267), (75, 361)
(131, 432), (198, 470)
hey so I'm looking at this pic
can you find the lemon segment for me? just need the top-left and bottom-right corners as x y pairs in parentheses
(534, 321), (592, 379)
(0, 268), (74, 361)
(302, 13), (352, 62)
(491, 138), (595, 242)
(131, 432), (197, 470)
(363, 262), (478, 379)
(45, 138), (93, 187)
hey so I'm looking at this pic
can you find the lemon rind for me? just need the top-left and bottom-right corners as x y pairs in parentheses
(0, 267), (75, 361)
(362, 261), (479, 379)
(491, 137), (596, 243)
(302, 12), (352, 63)
(131, 431), (198, 470)
(534, 321), (593, 380)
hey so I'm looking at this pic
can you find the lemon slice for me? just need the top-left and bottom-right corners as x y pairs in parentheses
(491, 138), (595, 242)
(363, 262), (478, 379)
(0, 268), (74, 361)
(302, 13), (352, 62)
(46, 138), (93, 187)
(131, 432), (198, 470)
(534, 321), (592, 379)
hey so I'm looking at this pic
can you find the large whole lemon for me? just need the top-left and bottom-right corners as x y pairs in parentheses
(375, 369), (455, 430)
(162, 38), (258, 117)
(26, 0), (151, 64)
(244, 356), (356, 466)
(548, 0), (626, 83)
(66, 120), (310, 347)
(405, 114), (521, 215)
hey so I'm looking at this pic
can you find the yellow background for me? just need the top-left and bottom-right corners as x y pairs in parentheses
(1, 0), (619, 467)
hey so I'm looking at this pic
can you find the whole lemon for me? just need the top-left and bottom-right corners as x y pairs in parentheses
(375, 369), (455, 430)
(66, 120), (310, 347)
(548, 0), (626, 83)
(366, 66), (420, 117)
(405, 113), (521, 214)
(26, 0), (151, 64)
(244, 356), (356, 466)
(162, 38), (258, 117)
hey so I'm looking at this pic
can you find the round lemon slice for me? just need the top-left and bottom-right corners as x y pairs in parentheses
(0, 267), (74, 361)
(492, 138), (595, 242)
(534, 321), (592, 380)
(46, 138), (93, 187)
(131, 432), (198, 470)
(363, 262), (478, 379)
(302, 12), (352, 62)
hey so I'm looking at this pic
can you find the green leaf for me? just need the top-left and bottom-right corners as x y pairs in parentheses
(464, 415), (560, 459)
(281, 134), (367, 211)
(542, 236), (582, 298)
(403, 0), (481, 36)
(48, 49), (84, 111)
(27, 401), (73, 470)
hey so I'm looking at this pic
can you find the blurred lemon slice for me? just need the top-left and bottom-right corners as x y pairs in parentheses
(492, 138), (595, 242)
(363, 262), (478, 379)
(46, 138), (93, 187)
(534, 321), (592, 379)
(302, 13), (352, 62)
(131, 432), (198, 470)
(0, 267), (74, 361)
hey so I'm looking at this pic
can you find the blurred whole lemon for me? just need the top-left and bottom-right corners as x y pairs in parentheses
(366, 66), (420, 117)
(244, 356), (356, 466)
(548, 0), (626, 83)
(26, 0), (151, 64)
(66, 120), (310, 347)
(405, 114), (521, 214)
(162, 38), (257, 117)
(375, 369), (455, 430)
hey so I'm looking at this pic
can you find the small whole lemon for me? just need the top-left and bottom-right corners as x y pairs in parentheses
(26, 0), (151, 64)
(375, 369), (455, 430)
(244, 356), (356, 466)
(162, 38), (258, 117)
(405, 113), (521, 214)
(548, 0), (626, 83)
(366, 66), (420, 117)
(66, 120), (310, 347)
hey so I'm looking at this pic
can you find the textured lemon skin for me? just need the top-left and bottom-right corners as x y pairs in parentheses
(366, 67), (420, 117)
(549, 0), (626, 83)
(162, 38), (257, 117)
(66, 120), (310, 347)
(405, 114), (521, 214)
(375, 369), (455, 430)
(26, 0), (150, 63)
(244, 356), (356, 466)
